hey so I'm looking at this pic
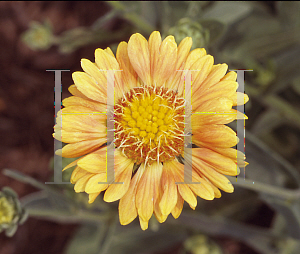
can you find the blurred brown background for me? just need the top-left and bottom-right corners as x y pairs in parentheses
(0, 2), (114, 253)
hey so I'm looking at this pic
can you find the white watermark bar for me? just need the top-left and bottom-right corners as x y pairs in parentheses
(230, 69), (253, 182)
(98, 70), (123, 184)
(176, 70), (200, 184)
(46, 69), (71, 184)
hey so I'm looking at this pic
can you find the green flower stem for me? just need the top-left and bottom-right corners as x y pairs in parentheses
(229, 176), (300, 201)
(107, 1), (155, 34)
(100, 212), (118, 254)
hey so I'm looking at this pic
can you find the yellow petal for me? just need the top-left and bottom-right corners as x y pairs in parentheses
(94, 48), (123, 99)
(139, 216), (149, 231)
(77, 152), (107, 174)
(193, 157), (234, 193)
(193, 125), (238, 148)
(103, 161), (133, 202)
(221, 71), (237, 81)
(85, 173), (108, 193)
(192, 148), (240, 176)
(68, 85), (89, 99)
(171, 192), (184, 219)
(104, 47), (115, 57)
(148, 31), (162, 78)
(200, 63), (228, 89)
(70, 166), (87, 184)
(62, 96), (107, 113)
(116, 41), (138, 91)
(136, 162), (163, 222)
(159, 162), (178, 216)
(89, 192), (101, 203)
(177, 48), (208, 96)
(195, 81), (238, 105)
(153, 35), (177, 86)
(60, 138), (106, 158)
(72, 71), (107, 103)
(230, 92), (249, 106)
(128, 33), (151, 86)
(169, 160), (197, 208)
(119, 164), (145, 225)
(166, 37), (193, 91)
(74, 173), (93, 193)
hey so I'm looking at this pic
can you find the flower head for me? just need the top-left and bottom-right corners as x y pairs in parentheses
(0, 187), (28, 236)
(54, 31), (248, 230)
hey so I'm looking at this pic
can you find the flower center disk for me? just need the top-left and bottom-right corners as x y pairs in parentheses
(114, 86), (185, 165)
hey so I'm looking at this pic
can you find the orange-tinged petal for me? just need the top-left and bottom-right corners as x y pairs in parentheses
(62, 96), (107, 113)
(136, 162), (163, 222)
(177, 48), (208, 96)
(55, 106), (106, 134)
(195, 81), (238, 104)
(128, 33), (151, 86)
(171, 192), (184, 219)
(153, 35), (177, 86)
(148, 31), (162, 78)
(171, 159), (215, 201)
(119, 164), (145, 225)
(192, 156), (234, 193)
(192, 148), (240, 176)
(58, 138), (106, 158)
(200, 64), (228, 89)
(116, 41), (138, 91)
(169, 160), (197, 208)
(189, 55), (214, 97)
(166, 36), (193, 91)
(193, 124), (238, 148)
(159, 162), (177, 216)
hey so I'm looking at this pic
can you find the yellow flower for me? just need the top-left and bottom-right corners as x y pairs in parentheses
(54, 31), (248, 230)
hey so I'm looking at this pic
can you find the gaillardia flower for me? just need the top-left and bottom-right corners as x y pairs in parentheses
(54, 31), (248, 230)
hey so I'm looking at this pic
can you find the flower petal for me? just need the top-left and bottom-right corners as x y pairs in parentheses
(85, 173), (108, 194)
(152, 35), (177, 87)
(116, 41), (138, 91)
(128, 33), (151, 85)
(72, 71), (107, 103)
(192, 148), (240, 176)
(166, 37), (193, 91)
(136, 162), (163, 222)
(159, 162), (177, 216)
(59, 138), (106, 158)
(148, 31), (162, 78)
(104, 161), (134, 202)
(193, 124), (238, 148)
(119, 164), (146, 225)
(94, 48), (124, 100)
(74, 173), (93, 193)
(171, 192), (184, 219)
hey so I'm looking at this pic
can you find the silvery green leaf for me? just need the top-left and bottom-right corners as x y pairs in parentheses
(202, 2), (252, 25)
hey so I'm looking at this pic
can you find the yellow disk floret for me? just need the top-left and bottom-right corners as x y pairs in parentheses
(114, 86), (185, 165)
